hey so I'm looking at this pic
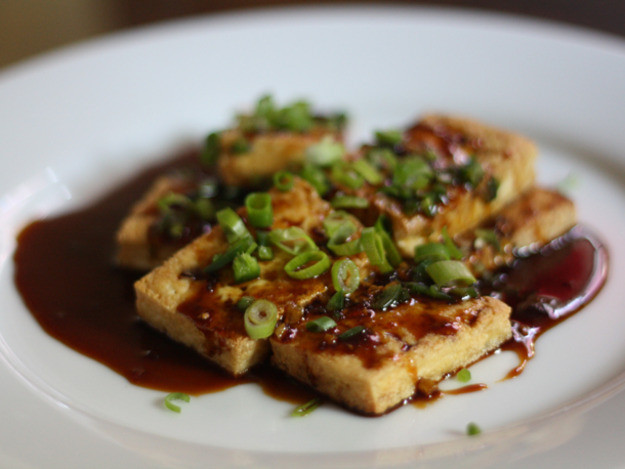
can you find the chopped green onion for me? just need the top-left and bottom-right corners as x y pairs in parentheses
(360, 227), (393, 274)
(322, 211), (355, 238)
(426, 260), (476, 287)
(305, 136), (345, 167)
(352, 159), (384, 185)
(236, 296), (256, 312)
(392, 157), (432, 192)
(405, 281), (454, 301)
(158, 193), (192, 213)
(269, 227), (318, 255)
(457, 368), (472, 383)
(244, 299), (278, 339)
(216, 207), (250, 244)
(195, 198), (215, 220)
(338, 325), (365, 341)
(366, 147), (397, 171)
(204, 236), (256, 274)
(306, 316), (337, 332)
(200, 132), (221, 166)
(331, 195), (369, 209)
(291, 397), (323, 417)
(300, 163), (330, 196)
(330, 162), (364, 189)
(245, 192), (273, 229)
(474, 228), (500, 251)
(231, 136), (250, 154)
(232, 253), (261, 283)
(441, 227), (463, 260)
(284, 251), (331, 279)
(466, 422), (481, 436)
(485, 176), (500, 201)
(372, 283), (408, 310)
(273, 170), (294, 191)
(373, 218), (402, 267)
(414, 242), (451, 263)
(459, 157), (484, 187)
(326, 222), (361, 256)
(331, 259), (360, 294)
(164, 392), (190, 413)
(375, 129), (403, 147)
(326, 291), (345, 314)
(258, 245), (274, 261)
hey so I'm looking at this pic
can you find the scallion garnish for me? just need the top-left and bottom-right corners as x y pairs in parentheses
(164, 392), (190, 413)
(231, 136), (250, 154)
(425, 260), (476, 287)
(330, 195), (369, 209)
(273, 170), (294, 191)
(375, 129), (403, 147)
(360, 227), (393, 274)
(284, 250), (331, 279)
(232, 253), (261, 283)
(474, 228), (500, 251)
(371, 283), (409, 310)
(326, 222), (361, 256)
(330, 162), (364, 189)
(300, 163), (330, 196)
(466, 422), (481, 436)
(459, 157), (484, 188)
(204, 236), (256, 274)
(457, 368), (471, 383)
(441, 227), (463, 260)
(243, 299), (278, 339)
(322, 211), (355, 238)
(373, 217), (402, 267)
(352, 159), (383, 185)
(216, 207), (250, 244)
(306, 316), (337, 333)
(331, 259), (360, 294)
(236, 296), (256, 312)
(291, 397), (323, 417)
(338, 325), (365, 341)
(305, 136), (345, 167)
(258, 245), (274, 261)
(414, 242), (451, 263)
(269, 227), (318, 255)
(245, 192), (273, 229)
(200, 132), (221, 166)
(326, 291), (345, 314)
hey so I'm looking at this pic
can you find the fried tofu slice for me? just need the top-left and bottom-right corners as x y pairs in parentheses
(271, 294), (511, 415)
(460, 187), (577, 272)
(353, 115), (537, 257)
(116, 174), (197, 270)
(217, 128), (341, 186)
(134, 179), (364, 375)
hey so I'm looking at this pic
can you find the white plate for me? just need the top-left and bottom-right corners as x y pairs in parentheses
(1, 6), (624, 468)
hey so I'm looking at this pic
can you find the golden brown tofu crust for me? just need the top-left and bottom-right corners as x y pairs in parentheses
(217, 127), (340, 186)
(271, 296), (511, 415)
(366, 114), (537, 256)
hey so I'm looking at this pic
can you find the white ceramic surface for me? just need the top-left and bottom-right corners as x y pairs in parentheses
(1, 6), (624, 468)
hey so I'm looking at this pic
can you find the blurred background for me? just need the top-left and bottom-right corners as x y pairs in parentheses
(1, 0), (624, 70)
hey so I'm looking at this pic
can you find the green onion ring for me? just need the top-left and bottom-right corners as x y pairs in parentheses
(305, 316), (337, 333)
(204, 236), (256, 274)
(414, 242), (451, 263)
(284, 250), (331, 279)
(273, 170), (294, 191)
(244, 299), (278, 339)
(269, 227), (318, 255)
(425, 260), (476, 287)
(360, 227), (393, 274)
(331, 258), (360, 294)
(232, 252), (261, 284)
(352, 159), (384, 185)
(245, 192), (273, 229)
(216, 207), (250, 244)
(330, 195), (369, 209)
(164, 392), (190, 413)
(291, 397), (323, 417)
(338, 325), (365, 341)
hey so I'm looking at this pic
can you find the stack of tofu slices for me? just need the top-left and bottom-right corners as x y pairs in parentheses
(118, 97), (576, 415)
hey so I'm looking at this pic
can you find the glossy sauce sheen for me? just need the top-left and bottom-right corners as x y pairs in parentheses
(13, 153), (607, 404)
